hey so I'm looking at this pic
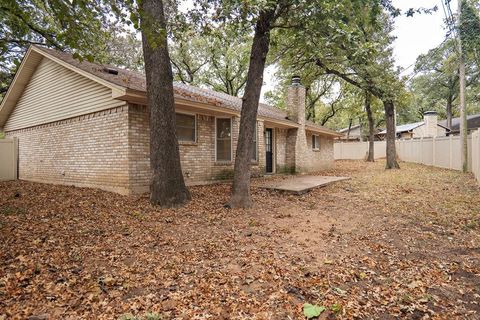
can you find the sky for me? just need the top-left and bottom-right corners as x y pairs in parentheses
(260, 0), (457, 102)
(392, 0), (457, 74)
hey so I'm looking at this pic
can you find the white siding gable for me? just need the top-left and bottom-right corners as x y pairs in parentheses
(4, 57), (126, 131)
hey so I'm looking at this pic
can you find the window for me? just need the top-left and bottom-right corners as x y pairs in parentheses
(312, 135), (320, 150)
(251, 123), (258, 161)
(216, 118), (232, 161)
(176, 113), (196, 142)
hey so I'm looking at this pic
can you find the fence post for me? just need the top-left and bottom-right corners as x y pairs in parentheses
(432, 136), (436, 166)
(472, 129), (480, 183)
(476, 129), (480, 183)
(449, 135), (453, 169)
(13, 137), (18, 180)
(421, 137), (424, 164)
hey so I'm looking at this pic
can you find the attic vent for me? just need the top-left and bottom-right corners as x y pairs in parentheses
(103, 67), (119, 75)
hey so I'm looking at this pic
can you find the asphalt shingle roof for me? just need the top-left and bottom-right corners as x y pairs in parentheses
(37, 47), (339, 135)
(438, 114), (480, 131)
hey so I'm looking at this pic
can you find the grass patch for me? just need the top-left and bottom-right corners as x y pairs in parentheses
(119, 312), (164, 320)
(0, 206), (27, 216)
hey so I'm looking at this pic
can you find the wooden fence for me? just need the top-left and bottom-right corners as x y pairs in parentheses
(0, 137), (18, 181)
(334, 129), (480, 184)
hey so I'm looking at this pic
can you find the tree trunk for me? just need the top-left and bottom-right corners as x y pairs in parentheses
(227, 8), (276, 209)
(140, 0), (191, 207)
(346, 119), (352, 140)
(458, 0), (468, 172)
(365, 92), (375, 162)
(446, 96), (453, 129)
(383, 99), (400, 169)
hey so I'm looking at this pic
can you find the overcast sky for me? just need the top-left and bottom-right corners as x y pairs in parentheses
(392, 0), (456, 73)
(260, 0), (456, 101)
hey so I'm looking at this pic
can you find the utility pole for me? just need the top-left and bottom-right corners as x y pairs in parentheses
(457, 0), (468, 172)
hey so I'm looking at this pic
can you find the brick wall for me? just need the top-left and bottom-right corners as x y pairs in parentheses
(274, 128), (289, 172)
(6, 105), (131, 194)
(127, 104), (265, 193)
(6, 102), (334, 196)
(285, 80), (334, 173)
(305, 131), (334, 171)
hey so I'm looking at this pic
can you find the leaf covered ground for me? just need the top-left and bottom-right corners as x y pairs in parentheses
(0, 160), (479, 319)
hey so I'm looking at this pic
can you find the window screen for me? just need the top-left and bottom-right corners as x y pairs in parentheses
(176, 113), (196, 142)
(216, 118), (232, 161)
(312, 135), (320, 150)
(251, 123), (258, 161)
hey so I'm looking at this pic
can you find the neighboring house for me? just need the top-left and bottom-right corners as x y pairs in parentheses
(439, 113), (480, 135)
(377, 111), (450, 140)
(0, 46), (341, 195)
(337, 125), (362, 141)
(336, 124), (383, 142)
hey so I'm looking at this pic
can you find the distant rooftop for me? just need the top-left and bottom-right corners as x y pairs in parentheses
(438, 113), (480, 131)
(378, 121), (424, 135)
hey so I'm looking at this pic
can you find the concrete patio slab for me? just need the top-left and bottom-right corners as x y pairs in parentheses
(258, 175), (350, 194)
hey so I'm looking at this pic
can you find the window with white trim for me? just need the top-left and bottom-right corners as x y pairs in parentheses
(312, 135), (320, 150)
(176, 113), (196, 142)
(251, 123), (258, 161)
(216, 118), (232, 161)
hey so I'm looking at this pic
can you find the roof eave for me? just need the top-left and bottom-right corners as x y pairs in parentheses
(306, 125), (343, 137)
(0, 46), (38, 128)
(114, 90), (302, 128)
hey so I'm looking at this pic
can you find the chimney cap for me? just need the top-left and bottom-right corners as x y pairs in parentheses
(291, 75), (301, 85)
(424, 111), (438, 116)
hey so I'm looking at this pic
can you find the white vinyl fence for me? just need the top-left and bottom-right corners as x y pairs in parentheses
(0, 137), (18, 181)
(396, 135), (472, 171)
(334, 129), (480, 184)
(472, 129), (480, 184)
(334, 141), (386, 160)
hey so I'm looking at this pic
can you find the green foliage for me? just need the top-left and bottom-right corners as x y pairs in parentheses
(331, 303), (343, 314)
(407, 37), (480, 125)
(0, 206), (27, 216)
(303, 303), (326, 319)
(170, 25), (251, 96)
(144, 313), (163, 320)
(267, 0), (405, 135)
(0, 131), (5, 139)
(460, 1), (480, 63)
(0, 0), (106, 91)
(0, 0), (143, 101)
(286, 1), (399, 98)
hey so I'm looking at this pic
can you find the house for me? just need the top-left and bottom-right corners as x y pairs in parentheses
(337, 125), (362, 141)
(0, 46), (341, 195)
(336, 124), (383, 142)
(377, 111), (450, 140)
(439, 113), (480, 135)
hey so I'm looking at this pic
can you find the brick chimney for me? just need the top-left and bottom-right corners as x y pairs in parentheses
(285, 76), (308, 172)
(424, 111), (438, 137)
(286, 75), (306, 125)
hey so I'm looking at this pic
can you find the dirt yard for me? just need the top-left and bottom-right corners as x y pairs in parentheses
(0, 160), (479, 320)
